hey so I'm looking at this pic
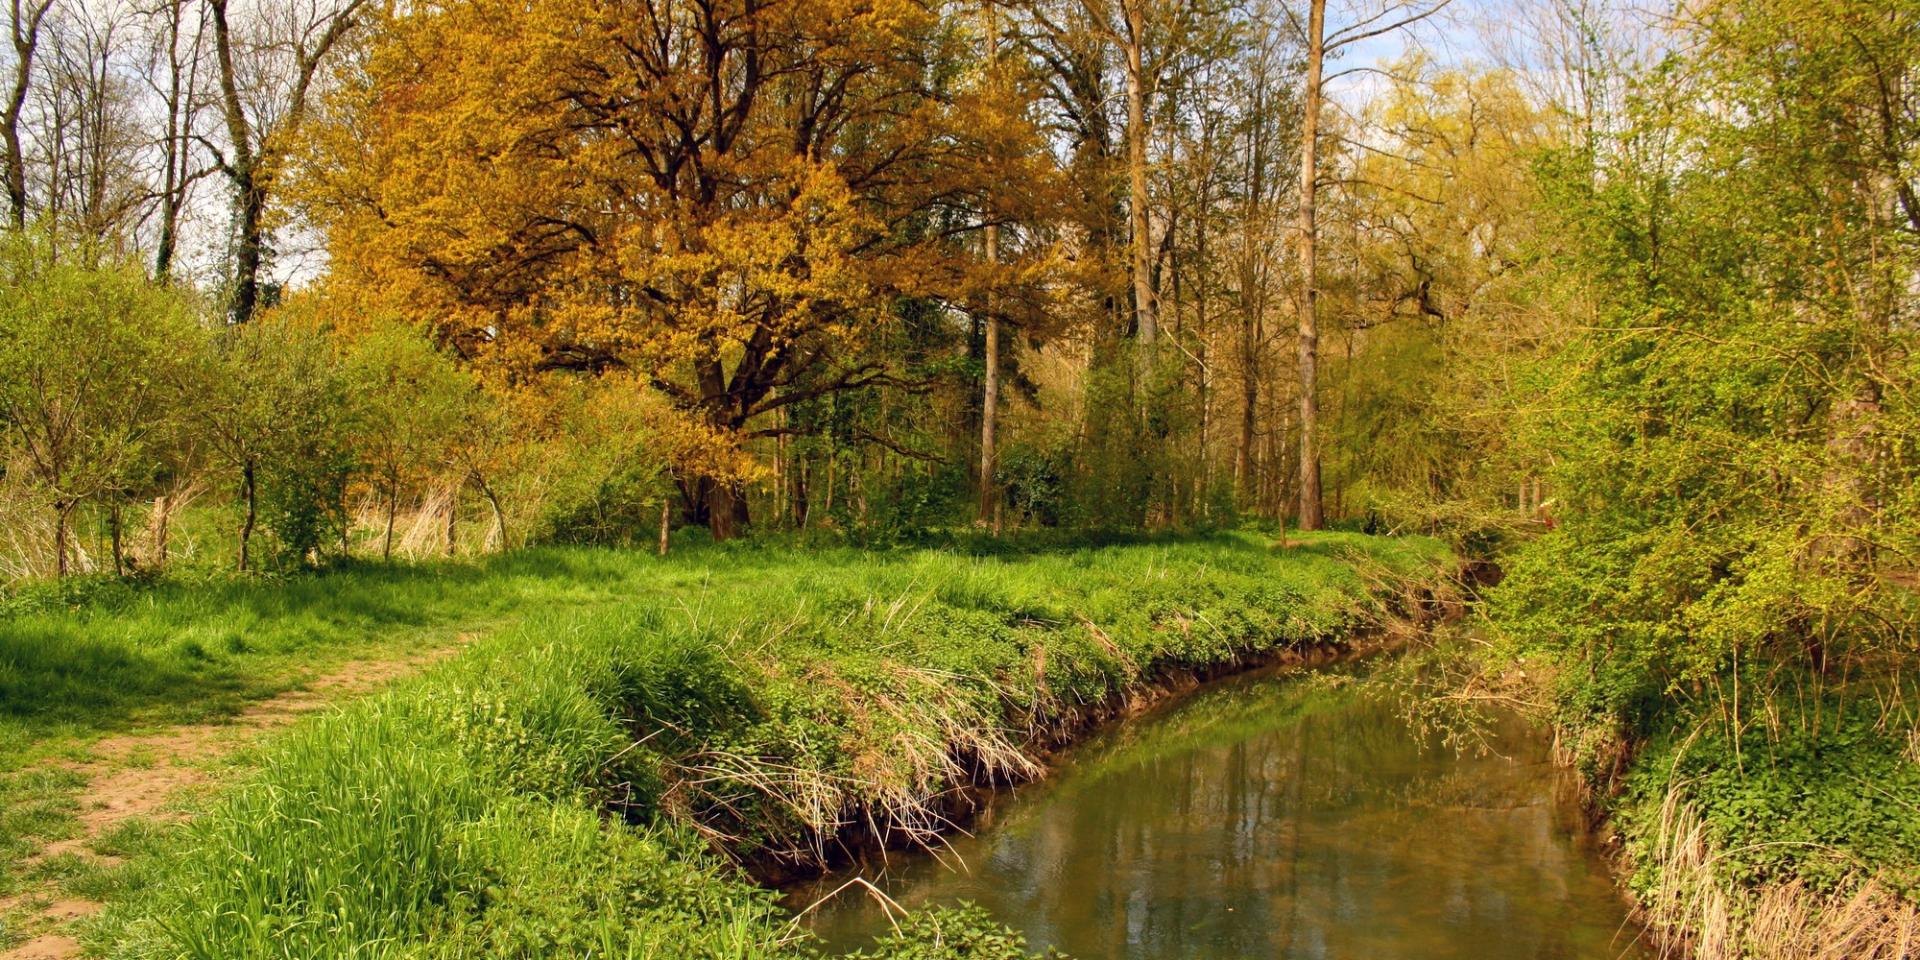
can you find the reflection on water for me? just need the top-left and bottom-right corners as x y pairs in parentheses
(795, 667), (1653, 959)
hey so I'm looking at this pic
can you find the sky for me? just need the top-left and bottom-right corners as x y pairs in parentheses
(1324, 0), (1507, 107)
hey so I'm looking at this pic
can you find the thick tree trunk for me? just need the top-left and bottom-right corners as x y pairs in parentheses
(231, 173), (267, 323)
(211, 0), (262, 323)
(704, 480), (746, 540)
(1293, 0), (1327, 531)
(1122, 0), (1156, 347)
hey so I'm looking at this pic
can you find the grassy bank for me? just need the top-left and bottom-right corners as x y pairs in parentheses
(1593, 682), (1920, 958)
(0, 546), (747, 922)
(50, 530), (1446, 958)
(1425, 637), (1920, 958)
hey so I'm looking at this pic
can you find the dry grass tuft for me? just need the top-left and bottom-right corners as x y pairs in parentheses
(1640, 784), (1919, 959)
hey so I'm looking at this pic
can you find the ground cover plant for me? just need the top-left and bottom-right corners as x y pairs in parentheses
(63, 530), (1447, 958)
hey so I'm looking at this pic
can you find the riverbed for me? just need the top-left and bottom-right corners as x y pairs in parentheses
(794, 664), (1653, 959)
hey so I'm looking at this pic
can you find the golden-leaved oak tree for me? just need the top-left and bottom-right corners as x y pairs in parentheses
(304, 0), (1054, 537)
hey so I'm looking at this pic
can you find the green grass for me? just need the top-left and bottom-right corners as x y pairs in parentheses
(0, 547), (732, 769)
(63, 529), (1448, 958)
(0, 766), (86, 898)
(0, 546), (697, 898)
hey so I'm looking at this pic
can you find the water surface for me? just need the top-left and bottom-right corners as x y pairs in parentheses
(796, 665), (1652, 959)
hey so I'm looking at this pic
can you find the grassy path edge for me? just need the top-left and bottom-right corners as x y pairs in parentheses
(60, 532), (1454, 958)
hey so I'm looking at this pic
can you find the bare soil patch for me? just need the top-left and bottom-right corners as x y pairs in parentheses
(0, 640), (469, 960)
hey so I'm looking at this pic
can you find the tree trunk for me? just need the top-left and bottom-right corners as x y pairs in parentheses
(230, 172), (267, 323)
(154, 0), (201, 280)
(473, 473), (507, 551)
(793, 460), (810, 529)
(977, 0), (1001, 529)
(110, 503), (125, 577)
(383, 483), (398, 560)
(3, 1), (50, 230)
(238, 461), (256, 572)
(210, 0), (262, 323)
(51, 500), (70, 577)
(704, 479), (747, 540)
(1122, 0), (1156, 347)
(1293, 0), (1327, 531)
(1236, 321), (1258, 505)
(149, 494), (171, 571)
(445, 486), (458, 556)
(657, 499), (671, 556)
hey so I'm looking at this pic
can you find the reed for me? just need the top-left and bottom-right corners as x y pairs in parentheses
(1638, 785), (1920, 960)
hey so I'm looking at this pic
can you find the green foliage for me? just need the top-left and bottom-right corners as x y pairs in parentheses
(1494, 0), (1920, 716)
(843, 905), (1065, 959)
(997, 427), (1074, 527)
(343, 323), (475, 555)
(202, 318), (359, 569)
(1478, 3), (1920, 936)
(1615, 691), (1920, 900)
(0, 231), (206, 574)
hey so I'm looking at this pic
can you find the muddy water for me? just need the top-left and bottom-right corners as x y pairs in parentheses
(794, 666), (1653, 959)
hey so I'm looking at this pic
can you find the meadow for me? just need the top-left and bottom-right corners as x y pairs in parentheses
(0, 530), (1449, 957)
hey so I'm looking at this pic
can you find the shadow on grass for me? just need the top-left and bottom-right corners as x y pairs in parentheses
(0, 530), (1441, 762)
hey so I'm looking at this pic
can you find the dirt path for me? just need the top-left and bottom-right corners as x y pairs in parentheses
(0, 640), (471, 960)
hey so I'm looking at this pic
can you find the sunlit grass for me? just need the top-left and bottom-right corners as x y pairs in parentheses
(72, 529), (1448, 958)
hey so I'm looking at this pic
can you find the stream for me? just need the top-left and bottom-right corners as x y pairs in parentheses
(793, 663), (1654, 959)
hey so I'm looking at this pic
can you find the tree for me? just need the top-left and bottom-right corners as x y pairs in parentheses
(149, 0), (214, 281)
(310, 0), (1052, 539)
(1287, 0), (1453, 530)
(344, 322), (467, 560)
(1226, 9), (1299, 511)
(3, 0), (53, 228)
(1494, 0), (1920, 727)
(978, 0), (1003, 530)
(1315, 63), (1563, 531)
(200, 314), (354, 570)
(208, 0), (367, 323)
(0, 231), (201, 575)
(33, 3), (151, 246)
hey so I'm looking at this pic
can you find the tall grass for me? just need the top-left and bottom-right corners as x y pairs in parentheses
(0, 546), (730, 765)
(1613, 688), (1920, 960)
(84, 530), (1449, 958)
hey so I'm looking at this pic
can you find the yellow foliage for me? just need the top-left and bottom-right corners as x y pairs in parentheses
(302, 0), (1061, 456)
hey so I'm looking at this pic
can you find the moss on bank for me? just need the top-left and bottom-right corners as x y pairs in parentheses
(79, 530), (1448, 958)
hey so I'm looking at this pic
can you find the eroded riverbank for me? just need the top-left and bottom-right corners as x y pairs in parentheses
(795, 663), (1654, 959)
